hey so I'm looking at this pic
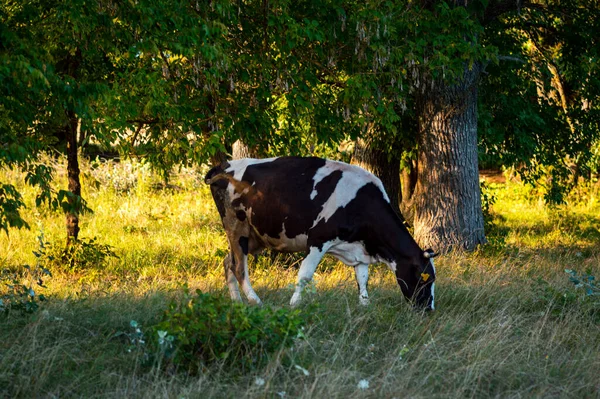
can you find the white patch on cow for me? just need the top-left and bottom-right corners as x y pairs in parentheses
(311, 160), (389, 228)
(310, 162), (338, 200)
(327, 240), (375, 266)
(257, 223), (308, 252)
(225, 157), (279, 180)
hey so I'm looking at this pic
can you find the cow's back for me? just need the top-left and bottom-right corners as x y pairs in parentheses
(207, 156), (392, 252)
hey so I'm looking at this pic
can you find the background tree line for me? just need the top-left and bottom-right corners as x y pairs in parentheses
(1, 0), (598, 253)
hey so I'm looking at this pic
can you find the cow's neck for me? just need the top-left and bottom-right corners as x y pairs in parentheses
(370, 207), (423, 266)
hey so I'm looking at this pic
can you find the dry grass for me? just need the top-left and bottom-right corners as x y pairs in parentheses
(1, 158), (599, 398)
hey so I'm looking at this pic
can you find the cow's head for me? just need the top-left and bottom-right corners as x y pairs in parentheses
(395, 249), (437, 311)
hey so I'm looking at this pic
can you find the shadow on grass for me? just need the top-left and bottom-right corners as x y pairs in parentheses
(1, 271), (599, 399)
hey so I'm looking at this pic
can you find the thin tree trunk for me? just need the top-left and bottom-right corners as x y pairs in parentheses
(65, 111), (81, 244)
(351, 136), (402, 220)
(412, 64), (486, 252)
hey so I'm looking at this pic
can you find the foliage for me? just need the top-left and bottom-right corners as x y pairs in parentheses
(0, 183), (29, 234)
(149, 289), (307, 372)
(480, 180), (498, 232)
(479, 0), (600, 203)
(565, 269), (599, 303)
(0, 231), (51, 315)
(45, 236), (118, 273)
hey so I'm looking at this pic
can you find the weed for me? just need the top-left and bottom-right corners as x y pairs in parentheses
(148, 288), (307, 373)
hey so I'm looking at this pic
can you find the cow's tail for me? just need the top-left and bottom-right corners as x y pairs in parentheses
(204, 164), (245, 188)
(205, 166), (254, 195)
(204, 164), (227, 185)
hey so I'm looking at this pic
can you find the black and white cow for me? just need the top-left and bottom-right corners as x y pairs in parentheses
(205, 156), (437, 310)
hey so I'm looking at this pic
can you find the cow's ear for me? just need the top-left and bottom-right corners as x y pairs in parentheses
(423, 249), (438, 259)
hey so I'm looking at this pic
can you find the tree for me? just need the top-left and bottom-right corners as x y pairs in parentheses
(345, 0), (599, 251)
(479, 0), (600, 203)
(2, 0), (597, 255)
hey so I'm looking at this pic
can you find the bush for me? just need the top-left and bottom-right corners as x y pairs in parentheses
(46, 236), (118, 272)
(480, 180), (497, 230)
(0, 231), (52, 315)
(149, 289), (308, 372)
(565, 269), (599, 304)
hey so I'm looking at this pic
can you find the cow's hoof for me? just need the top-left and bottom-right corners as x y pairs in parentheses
(247, 294), (263, 306)
(290, 293), (302, 308)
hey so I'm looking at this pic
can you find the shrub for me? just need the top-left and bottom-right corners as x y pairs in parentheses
(46, 236), (118, 272)
(565, 269), (599, 304)
(0, 231), (52, 315)
(480, 180), (497, 229)
(149, 289), (308, 372)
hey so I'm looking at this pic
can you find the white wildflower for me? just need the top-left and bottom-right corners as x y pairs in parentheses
(294, 365), (310, 376)
(254, 377), (266, 386)
(357, 379), (370, 390)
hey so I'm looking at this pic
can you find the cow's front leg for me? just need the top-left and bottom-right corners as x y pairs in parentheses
(224, 253), (242, 301)
(354, 263), (370, 306)
(290, 246), (327, 307)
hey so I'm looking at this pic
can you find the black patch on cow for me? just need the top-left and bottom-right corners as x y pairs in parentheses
(239, 236), (249, 255)
(236, 157), (335, 239)
(210, 185), (228, 218)
(231, 198), (243, 208)
(236, 210), (246, 221)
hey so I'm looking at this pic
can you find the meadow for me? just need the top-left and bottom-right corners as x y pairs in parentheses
(1, 157), (599, 398)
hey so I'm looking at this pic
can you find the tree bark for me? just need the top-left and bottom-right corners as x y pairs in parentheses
(232, 139), (260, 160)
(399, 160), (418, 225)
(351, 136), (402, 220)
(412, 64), (486, 252)
(65, 111), (81, 244)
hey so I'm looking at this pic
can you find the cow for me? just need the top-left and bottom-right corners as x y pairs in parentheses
(205, 156), (437, 310)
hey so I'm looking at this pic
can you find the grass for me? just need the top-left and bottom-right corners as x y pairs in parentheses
(1, 158), (599, 398)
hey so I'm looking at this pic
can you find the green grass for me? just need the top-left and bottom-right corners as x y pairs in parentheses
(1, 159), (599, 398)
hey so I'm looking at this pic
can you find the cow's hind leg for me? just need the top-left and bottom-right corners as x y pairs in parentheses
(229, 234), (262, 306)
(354, 263), (370, 306)
(224, 253), (242, 301)
(290, 246), (328, 307)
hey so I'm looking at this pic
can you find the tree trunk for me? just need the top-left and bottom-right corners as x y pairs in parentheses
(210, 150), (228, 166)
(412, 64), (486, 252)
(232, 139), (260, 160)
(399, 160), (418, 225)
(351, 136), (402, 220)
(65, 111), (81, 244)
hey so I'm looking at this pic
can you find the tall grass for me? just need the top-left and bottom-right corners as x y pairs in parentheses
(1, 157), (599, 398)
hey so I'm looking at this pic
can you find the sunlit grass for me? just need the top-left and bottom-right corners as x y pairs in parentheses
(1, 158), (599, 398)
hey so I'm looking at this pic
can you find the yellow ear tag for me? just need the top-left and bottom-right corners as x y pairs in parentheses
(421, 273), (430, 282)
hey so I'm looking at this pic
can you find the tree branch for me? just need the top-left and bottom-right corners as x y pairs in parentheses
(497, 55), (525, 63)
